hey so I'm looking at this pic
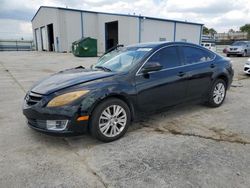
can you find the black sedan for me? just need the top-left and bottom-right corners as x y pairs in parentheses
(23, 42), (234, 142)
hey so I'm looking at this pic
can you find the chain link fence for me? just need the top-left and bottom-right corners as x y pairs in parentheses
(0, 40), (34, 51)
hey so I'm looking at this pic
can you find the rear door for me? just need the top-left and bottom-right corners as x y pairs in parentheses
(180, 46), (216, 100)
(135, 46), (189, 112)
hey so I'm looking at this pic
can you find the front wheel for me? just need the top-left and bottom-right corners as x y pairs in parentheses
(90, 98), (131, 142)
(206, 79), (227, 107)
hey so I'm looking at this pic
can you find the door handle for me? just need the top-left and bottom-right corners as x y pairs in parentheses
(177, 72), (185, 77)
(210, 64), (216, 68)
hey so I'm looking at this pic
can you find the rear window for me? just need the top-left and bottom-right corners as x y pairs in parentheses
(182, 46), (215, 65)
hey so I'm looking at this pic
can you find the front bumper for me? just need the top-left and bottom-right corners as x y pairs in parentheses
(244, 64), (250, 75)
(23, 96), (89, 135)
(25, 117), (88, 135)
(227, 51), (244, 55)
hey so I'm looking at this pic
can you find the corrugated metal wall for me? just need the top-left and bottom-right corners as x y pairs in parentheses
(31, 7), (202, 55)
(140, 19), (175, 42)
(32, 7), (59, 52)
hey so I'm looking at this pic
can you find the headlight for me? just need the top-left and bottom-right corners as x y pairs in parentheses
(47, 90), (89, 107)
(237, 47), (243, 51)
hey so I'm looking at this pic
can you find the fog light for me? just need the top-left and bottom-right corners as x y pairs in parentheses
(46, 120), (68, 131)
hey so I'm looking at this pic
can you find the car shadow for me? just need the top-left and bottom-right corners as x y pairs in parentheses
(129, 102), (205, 132)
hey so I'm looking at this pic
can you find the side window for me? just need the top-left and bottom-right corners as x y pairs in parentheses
(147, 47), (181, 69)
(182, 46), (215, 65)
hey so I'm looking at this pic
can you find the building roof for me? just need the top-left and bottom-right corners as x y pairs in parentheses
(31, 6), (203, 26)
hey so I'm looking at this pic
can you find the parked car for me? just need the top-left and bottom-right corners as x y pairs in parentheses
(244, 58), (250, 75)
(201, 42), (216, 52)
(23, 42), (234, 142)
(225, 41), (250, 57)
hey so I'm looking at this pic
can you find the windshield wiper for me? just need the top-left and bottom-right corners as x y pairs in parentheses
(95, 66), (112, 72)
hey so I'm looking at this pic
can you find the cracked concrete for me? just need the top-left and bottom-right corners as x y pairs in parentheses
(135, 114), (250, 145)
(1, 51), (250, 187)
(153, 126), (249, 145)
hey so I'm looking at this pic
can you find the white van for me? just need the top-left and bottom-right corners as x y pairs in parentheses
(201, 42), (216, 52)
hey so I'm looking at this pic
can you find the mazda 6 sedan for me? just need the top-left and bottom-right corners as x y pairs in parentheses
(23, 42), (234, 142)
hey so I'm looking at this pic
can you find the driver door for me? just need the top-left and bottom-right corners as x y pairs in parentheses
(135, 46), (189, 112)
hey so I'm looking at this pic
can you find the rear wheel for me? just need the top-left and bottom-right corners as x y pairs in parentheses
(90, 98), (131, 142)
(206, 79), (227, 107)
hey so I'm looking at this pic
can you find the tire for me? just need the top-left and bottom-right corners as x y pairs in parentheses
(90, 98), (131, 142)
(226, 54), (230, 57)
(206, 79), (227, 107)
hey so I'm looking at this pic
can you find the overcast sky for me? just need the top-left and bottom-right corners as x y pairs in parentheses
(0, 0), (250, 40)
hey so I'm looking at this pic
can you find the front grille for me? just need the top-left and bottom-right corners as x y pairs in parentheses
(244, 67), (249, 71)
(27, 118), (47, 129)
(230, 48), (238, 51)
(26, 92), (43, 106)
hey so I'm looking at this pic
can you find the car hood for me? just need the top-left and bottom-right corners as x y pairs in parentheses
(31, 67), (116, 95)
(229, 45), (244, 49)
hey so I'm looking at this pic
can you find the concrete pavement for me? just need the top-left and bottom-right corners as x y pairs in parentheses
(0, 51), (250, 188)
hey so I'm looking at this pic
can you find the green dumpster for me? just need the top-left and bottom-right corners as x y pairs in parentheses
(72, 37), (97, 57)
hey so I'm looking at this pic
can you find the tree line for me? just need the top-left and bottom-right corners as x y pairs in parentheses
(203, 24), (250, 37)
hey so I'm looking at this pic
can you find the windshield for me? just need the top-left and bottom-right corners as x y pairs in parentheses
(93, 47), (152, 72)
(232, 41), (246, 46)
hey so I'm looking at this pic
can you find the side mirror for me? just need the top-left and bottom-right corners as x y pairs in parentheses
(142, 62), (163, 74)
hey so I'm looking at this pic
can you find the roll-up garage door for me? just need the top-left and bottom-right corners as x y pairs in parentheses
(41, 27), (48, 51)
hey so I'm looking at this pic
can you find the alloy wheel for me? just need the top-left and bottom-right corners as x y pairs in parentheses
(213, 82), (225, 104)
(98, 105), (127, 137)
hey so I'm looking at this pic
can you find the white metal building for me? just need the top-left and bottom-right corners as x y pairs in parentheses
(32, 6), (203, 54)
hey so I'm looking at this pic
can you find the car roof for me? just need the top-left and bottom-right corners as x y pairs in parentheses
(126, 42), (167, 48)
(126, 41), (201, 49)
(202, 42), (215, 44)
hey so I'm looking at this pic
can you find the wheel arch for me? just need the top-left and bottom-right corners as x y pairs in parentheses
(89, 93), (136, 121)
(214, 74), (229, 89)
